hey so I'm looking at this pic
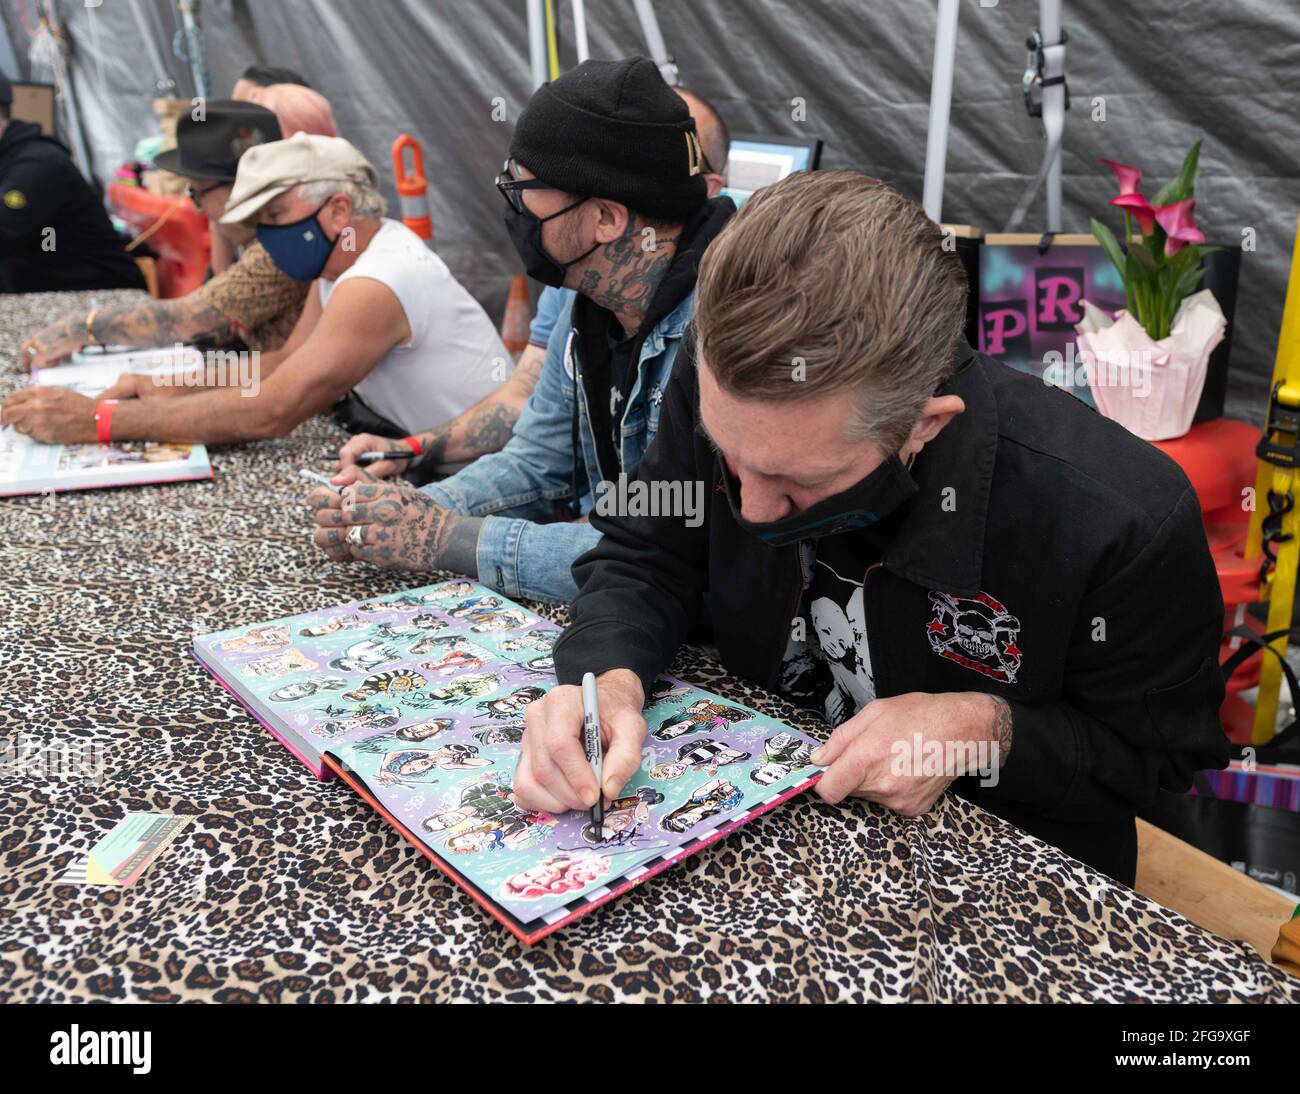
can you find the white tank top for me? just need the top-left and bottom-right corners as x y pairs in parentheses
(318, 219), (508, 433)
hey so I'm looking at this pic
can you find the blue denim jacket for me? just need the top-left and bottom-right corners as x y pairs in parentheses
(422, 287), (697, 604)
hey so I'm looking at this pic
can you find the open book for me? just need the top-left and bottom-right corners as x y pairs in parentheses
(0, 351), (212, 496)
(67, 344), (203, 371)
(193, 581), (823, 944)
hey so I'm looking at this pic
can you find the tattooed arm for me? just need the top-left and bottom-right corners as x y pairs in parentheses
(988, 693), (1014, 762)
(4, 277), (403, 446)
(336, 342), (545, 477)
(20, 291), (238, 368)
(416, 343), (545, 465)
(95, 294), (322, 401)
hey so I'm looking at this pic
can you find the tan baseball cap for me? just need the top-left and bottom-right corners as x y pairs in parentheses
(219, 132), (379, 225)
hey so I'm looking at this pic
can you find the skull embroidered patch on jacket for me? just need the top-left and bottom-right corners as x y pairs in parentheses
(926, 591), (1022, 684)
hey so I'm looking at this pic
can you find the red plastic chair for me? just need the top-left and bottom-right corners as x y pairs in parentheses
(107, 182), (211, 299)
(1154, 418), (1263, 742)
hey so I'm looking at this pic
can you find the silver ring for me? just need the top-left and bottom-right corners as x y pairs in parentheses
(346, 524), (365, 548)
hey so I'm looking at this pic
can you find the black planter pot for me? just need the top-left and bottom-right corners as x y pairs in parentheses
(1193, 245), (1243, 423)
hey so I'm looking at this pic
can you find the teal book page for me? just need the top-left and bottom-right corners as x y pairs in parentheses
(196, 581), (822, 930)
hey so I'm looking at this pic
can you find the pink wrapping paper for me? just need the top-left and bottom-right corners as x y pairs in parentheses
(1076, 288), (1226, 441)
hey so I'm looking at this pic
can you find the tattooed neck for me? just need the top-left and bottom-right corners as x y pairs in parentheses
(577, 219), (680, 333)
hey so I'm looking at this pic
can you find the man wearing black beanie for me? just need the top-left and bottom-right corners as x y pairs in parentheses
(310, 59), (737, 606)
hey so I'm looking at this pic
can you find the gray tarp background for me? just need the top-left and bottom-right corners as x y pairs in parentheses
(3, 0), (1296, 417)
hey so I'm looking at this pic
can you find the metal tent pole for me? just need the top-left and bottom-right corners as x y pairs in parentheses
(1039, 0), (1066, 233)
(1002, 0), (1069, 234)
(572, 0), (590, 63)
(633, 0), (678, 86)
(527, 0), (548, 88)
(922, 0), (960, 223)
(176, 0), (210, 101)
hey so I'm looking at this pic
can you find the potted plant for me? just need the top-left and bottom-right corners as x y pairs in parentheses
(1078, 140), (1226, 441)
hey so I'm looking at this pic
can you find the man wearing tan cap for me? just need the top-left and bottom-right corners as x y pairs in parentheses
(2, 133), (508, 448)
(20, 100), (306, 367)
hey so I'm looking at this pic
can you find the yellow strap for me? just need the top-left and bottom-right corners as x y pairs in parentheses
(1246, 215), (1300, 742)
(544, 0), (560, 80)
(126, 199), (180, 252)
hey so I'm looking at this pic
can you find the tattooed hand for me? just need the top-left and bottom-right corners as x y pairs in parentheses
(21, 316), (85, 368)
(307, 481), (350, 563)
(310, 466), (482, 575)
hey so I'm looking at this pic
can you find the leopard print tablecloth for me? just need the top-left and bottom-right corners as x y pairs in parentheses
(3, 291), (1298, 1004)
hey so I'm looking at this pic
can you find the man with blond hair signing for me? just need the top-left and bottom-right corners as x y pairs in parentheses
(519, 170), (1229, 884)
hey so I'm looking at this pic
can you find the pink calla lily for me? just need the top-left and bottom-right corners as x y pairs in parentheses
(1091, 140), (1209, 343)
(1100, 158), (1143, 196)
(1110, 192), (1157, 235)
(1154, 197), (1205, 256)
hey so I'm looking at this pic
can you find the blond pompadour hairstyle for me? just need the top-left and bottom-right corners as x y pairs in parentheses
(694, 170), (969, 453)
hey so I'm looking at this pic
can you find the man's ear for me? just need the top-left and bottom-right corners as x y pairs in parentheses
(902, 394), (965, 457)
(591, 197), (631, 243)
(325, 191), (353, 230)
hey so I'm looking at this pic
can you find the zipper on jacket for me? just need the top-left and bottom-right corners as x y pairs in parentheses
(767, 541), (810, 689)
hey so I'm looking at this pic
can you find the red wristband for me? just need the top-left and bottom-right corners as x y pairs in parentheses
(94, 399), (118, 444)
(401, 435), (423, 457)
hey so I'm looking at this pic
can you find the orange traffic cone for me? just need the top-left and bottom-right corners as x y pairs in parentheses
(392, 134), (434, 243)
(501, 274), (532, 354)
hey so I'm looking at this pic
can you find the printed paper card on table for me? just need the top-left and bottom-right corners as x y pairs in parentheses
(58, 812), (194, 886)
(193, 580), (823, 944)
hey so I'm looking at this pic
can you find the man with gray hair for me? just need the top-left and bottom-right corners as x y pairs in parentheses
(519, 169), (1229, 885)
(2, 133), (507, 447)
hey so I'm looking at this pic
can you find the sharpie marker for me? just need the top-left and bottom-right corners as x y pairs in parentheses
(299, 468), (342, 493)
(581, 672), (604, 837)
(356, 450), (417, 466)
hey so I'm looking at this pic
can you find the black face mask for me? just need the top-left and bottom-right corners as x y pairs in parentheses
(503, 197), (600, 288)
(721, 453), (919, 549)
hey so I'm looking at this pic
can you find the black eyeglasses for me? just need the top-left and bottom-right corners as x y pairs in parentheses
(494, 158), (564, 215)
(186, 182), (225, 210)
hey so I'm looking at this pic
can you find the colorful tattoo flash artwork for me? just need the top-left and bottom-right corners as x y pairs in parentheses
(751, 732), (815, 785)
(240, 648), (317, 679)
(193, 581), (823, 929)
(267, 675), (347, 703)
(650, 739), (751, 781)
(299, 613), (366, 638)
(213, 624), (288, 654)
(653, 698), (753, 741)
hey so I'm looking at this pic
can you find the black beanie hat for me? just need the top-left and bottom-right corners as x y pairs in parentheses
(509, 56), (707, 220)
